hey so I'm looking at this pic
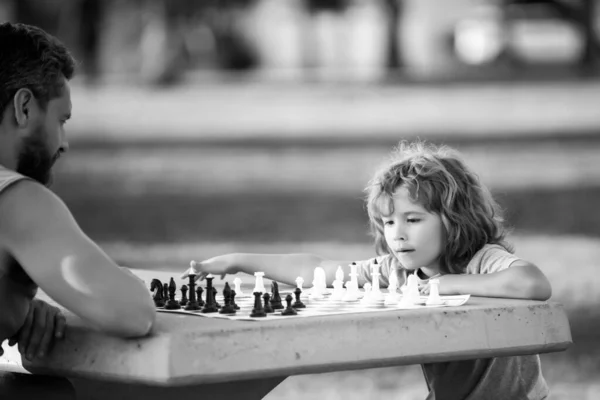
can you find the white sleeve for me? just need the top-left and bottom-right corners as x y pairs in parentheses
(466, 244), (521, 275)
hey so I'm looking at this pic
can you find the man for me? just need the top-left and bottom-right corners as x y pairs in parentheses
(0, 21), (156, 368)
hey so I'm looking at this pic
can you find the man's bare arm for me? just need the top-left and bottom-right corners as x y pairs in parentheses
(0, 181), (155, 338)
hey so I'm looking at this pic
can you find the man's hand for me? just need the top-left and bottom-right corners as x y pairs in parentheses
(190, 255), (238, 281)
(8, 299), (66, 361)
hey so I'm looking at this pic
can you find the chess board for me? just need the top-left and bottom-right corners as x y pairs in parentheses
(156, 289), (471, 321)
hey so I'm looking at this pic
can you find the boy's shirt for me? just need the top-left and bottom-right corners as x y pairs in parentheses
(355, 244), (549, 400)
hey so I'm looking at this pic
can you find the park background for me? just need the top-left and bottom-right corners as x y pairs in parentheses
(3, 0), (600, 398)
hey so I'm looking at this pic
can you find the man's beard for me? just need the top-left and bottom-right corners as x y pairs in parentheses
(16, 125), (60, 186)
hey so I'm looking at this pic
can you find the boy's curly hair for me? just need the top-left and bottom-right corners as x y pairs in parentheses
(0, 22), (76, 123)
(365, 141), (512, 274)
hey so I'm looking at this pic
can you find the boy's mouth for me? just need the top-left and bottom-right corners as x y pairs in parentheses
(397, 249), (414, 253)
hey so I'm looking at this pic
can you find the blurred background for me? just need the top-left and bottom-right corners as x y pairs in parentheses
(3, 0), (600, 398)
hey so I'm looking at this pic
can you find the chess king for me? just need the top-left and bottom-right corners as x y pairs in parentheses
(0, 21), (156, 371)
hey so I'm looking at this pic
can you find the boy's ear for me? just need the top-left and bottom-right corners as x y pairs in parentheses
(12, 88), (38, 127)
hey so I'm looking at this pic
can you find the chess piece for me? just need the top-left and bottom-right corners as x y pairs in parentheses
(250, 292), (267, 317)
(163, 283), (169, 302)
(370, 260), (384, 301)
(164, 277), (181, 309)
(426, 279), (444, 306)
(253, 272), (266, 293)
(151, 279), (165, 308)
(292, 287), (306, 309)
(309, 267), (327, 299)
(342, 262), (360, 301)
(231, 289), (240, 310)
(233, 277), (244, 296)
(330, 279), (345, 301)
(196, 286), (205, 307)
(179, 284), (189, 306)
(263, 293), (274, 313)
(270, 281), (283, 310)
(212, 286), (221, 308)
(182, 262), (201, 310)
(219, 283), (237, 314)
(384, 268), (400, 305)
(201, 275), (219, 313)
(360, 282), (372, 305)
(281, 294), (297, 316)
(295, 277), (304, 291)
(184, 275), (200, 311)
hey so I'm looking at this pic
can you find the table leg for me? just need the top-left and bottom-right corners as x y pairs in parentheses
(70, 376), (287, 400)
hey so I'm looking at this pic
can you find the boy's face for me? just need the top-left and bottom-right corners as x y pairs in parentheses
(16, 78), (71, 186)
(382, 186), (445, 277)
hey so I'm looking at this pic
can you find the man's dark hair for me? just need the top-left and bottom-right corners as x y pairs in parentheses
(0, 22), (76, 123)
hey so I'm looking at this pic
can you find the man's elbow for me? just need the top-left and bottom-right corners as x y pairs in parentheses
(97, 299), (156, 338)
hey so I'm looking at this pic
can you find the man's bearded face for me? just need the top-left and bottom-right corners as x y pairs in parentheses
(16, 123), (60, 186)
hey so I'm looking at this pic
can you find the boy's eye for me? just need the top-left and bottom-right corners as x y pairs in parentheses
(383, 220), (394, 226)
(407, 218), (421, 223)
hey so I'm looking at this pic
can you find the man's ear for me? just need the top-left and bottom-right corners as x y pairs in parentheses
(12, 88), (37, 128)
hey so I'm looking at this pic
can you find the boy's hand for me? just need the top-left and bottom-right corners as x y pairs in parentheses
(8, 299), (66, 361)
(192, 256), (238, 281)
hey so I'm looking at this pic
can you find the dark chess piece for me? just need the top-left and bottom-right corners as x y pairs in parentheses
(165, 277), (181, 310)
(250, 292), (267, 317)
(281, 294), (297, 316)
(270, 281), (283, 310)
(219, 284), (237, 314)
(292, 287), (306, 309)
(179, 284), (188, 306)
(151, 279), (165, 308)
(202, 276), (219, 313)
(231, 289), (240, 310)
(263, 293), (274, 313)
(184, 274), (200, 311)
(212, 287), (221, 308)
(196, 286), (205, 306)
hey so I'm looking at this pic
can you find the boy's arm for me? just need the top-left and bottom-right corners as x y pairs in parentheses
(0, 181), (156, 338)
(436, 261), (552, 301)
(196, 253), (355, 287)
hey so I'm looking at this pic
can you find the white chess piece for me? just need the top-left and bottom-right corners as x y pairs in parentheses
(295, 276), (305, 290)
(330, 279), (345, 301)
(253, 272), (266, 293)
(310, 267), (327, 299)
(400, 274), (420, 306)
(370, 261), (384, 301)
(335, 265), (344, 282)
(180, 260), (199, 280)
(233, 277), (244, 296)
(426, 278), (444, 306)
(384, 269), (400, 305)
(360, 282), (372, 305)
(342, 262), (360, 301)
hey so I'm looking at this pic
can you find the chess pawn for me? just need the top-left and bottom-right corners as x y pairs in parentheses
(426, 279), (444, 306)
(179, 284), (189, 306)
(263, 293), (274, 313)
(281, 294), (297, 316)
(360, 283), (372, 305)
(292, 287), (306, 309)
(330, 279), (345, 301)
(196, 286), (205, 307)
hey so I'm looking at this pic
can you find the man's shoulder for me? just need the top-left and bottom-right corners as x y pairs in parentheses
(0, 178), (66, 244)
(0, 166), (30, 194)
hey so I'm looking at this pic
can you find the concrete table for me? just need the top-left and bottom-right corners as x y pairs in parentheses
(0, 295), (572, 400)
